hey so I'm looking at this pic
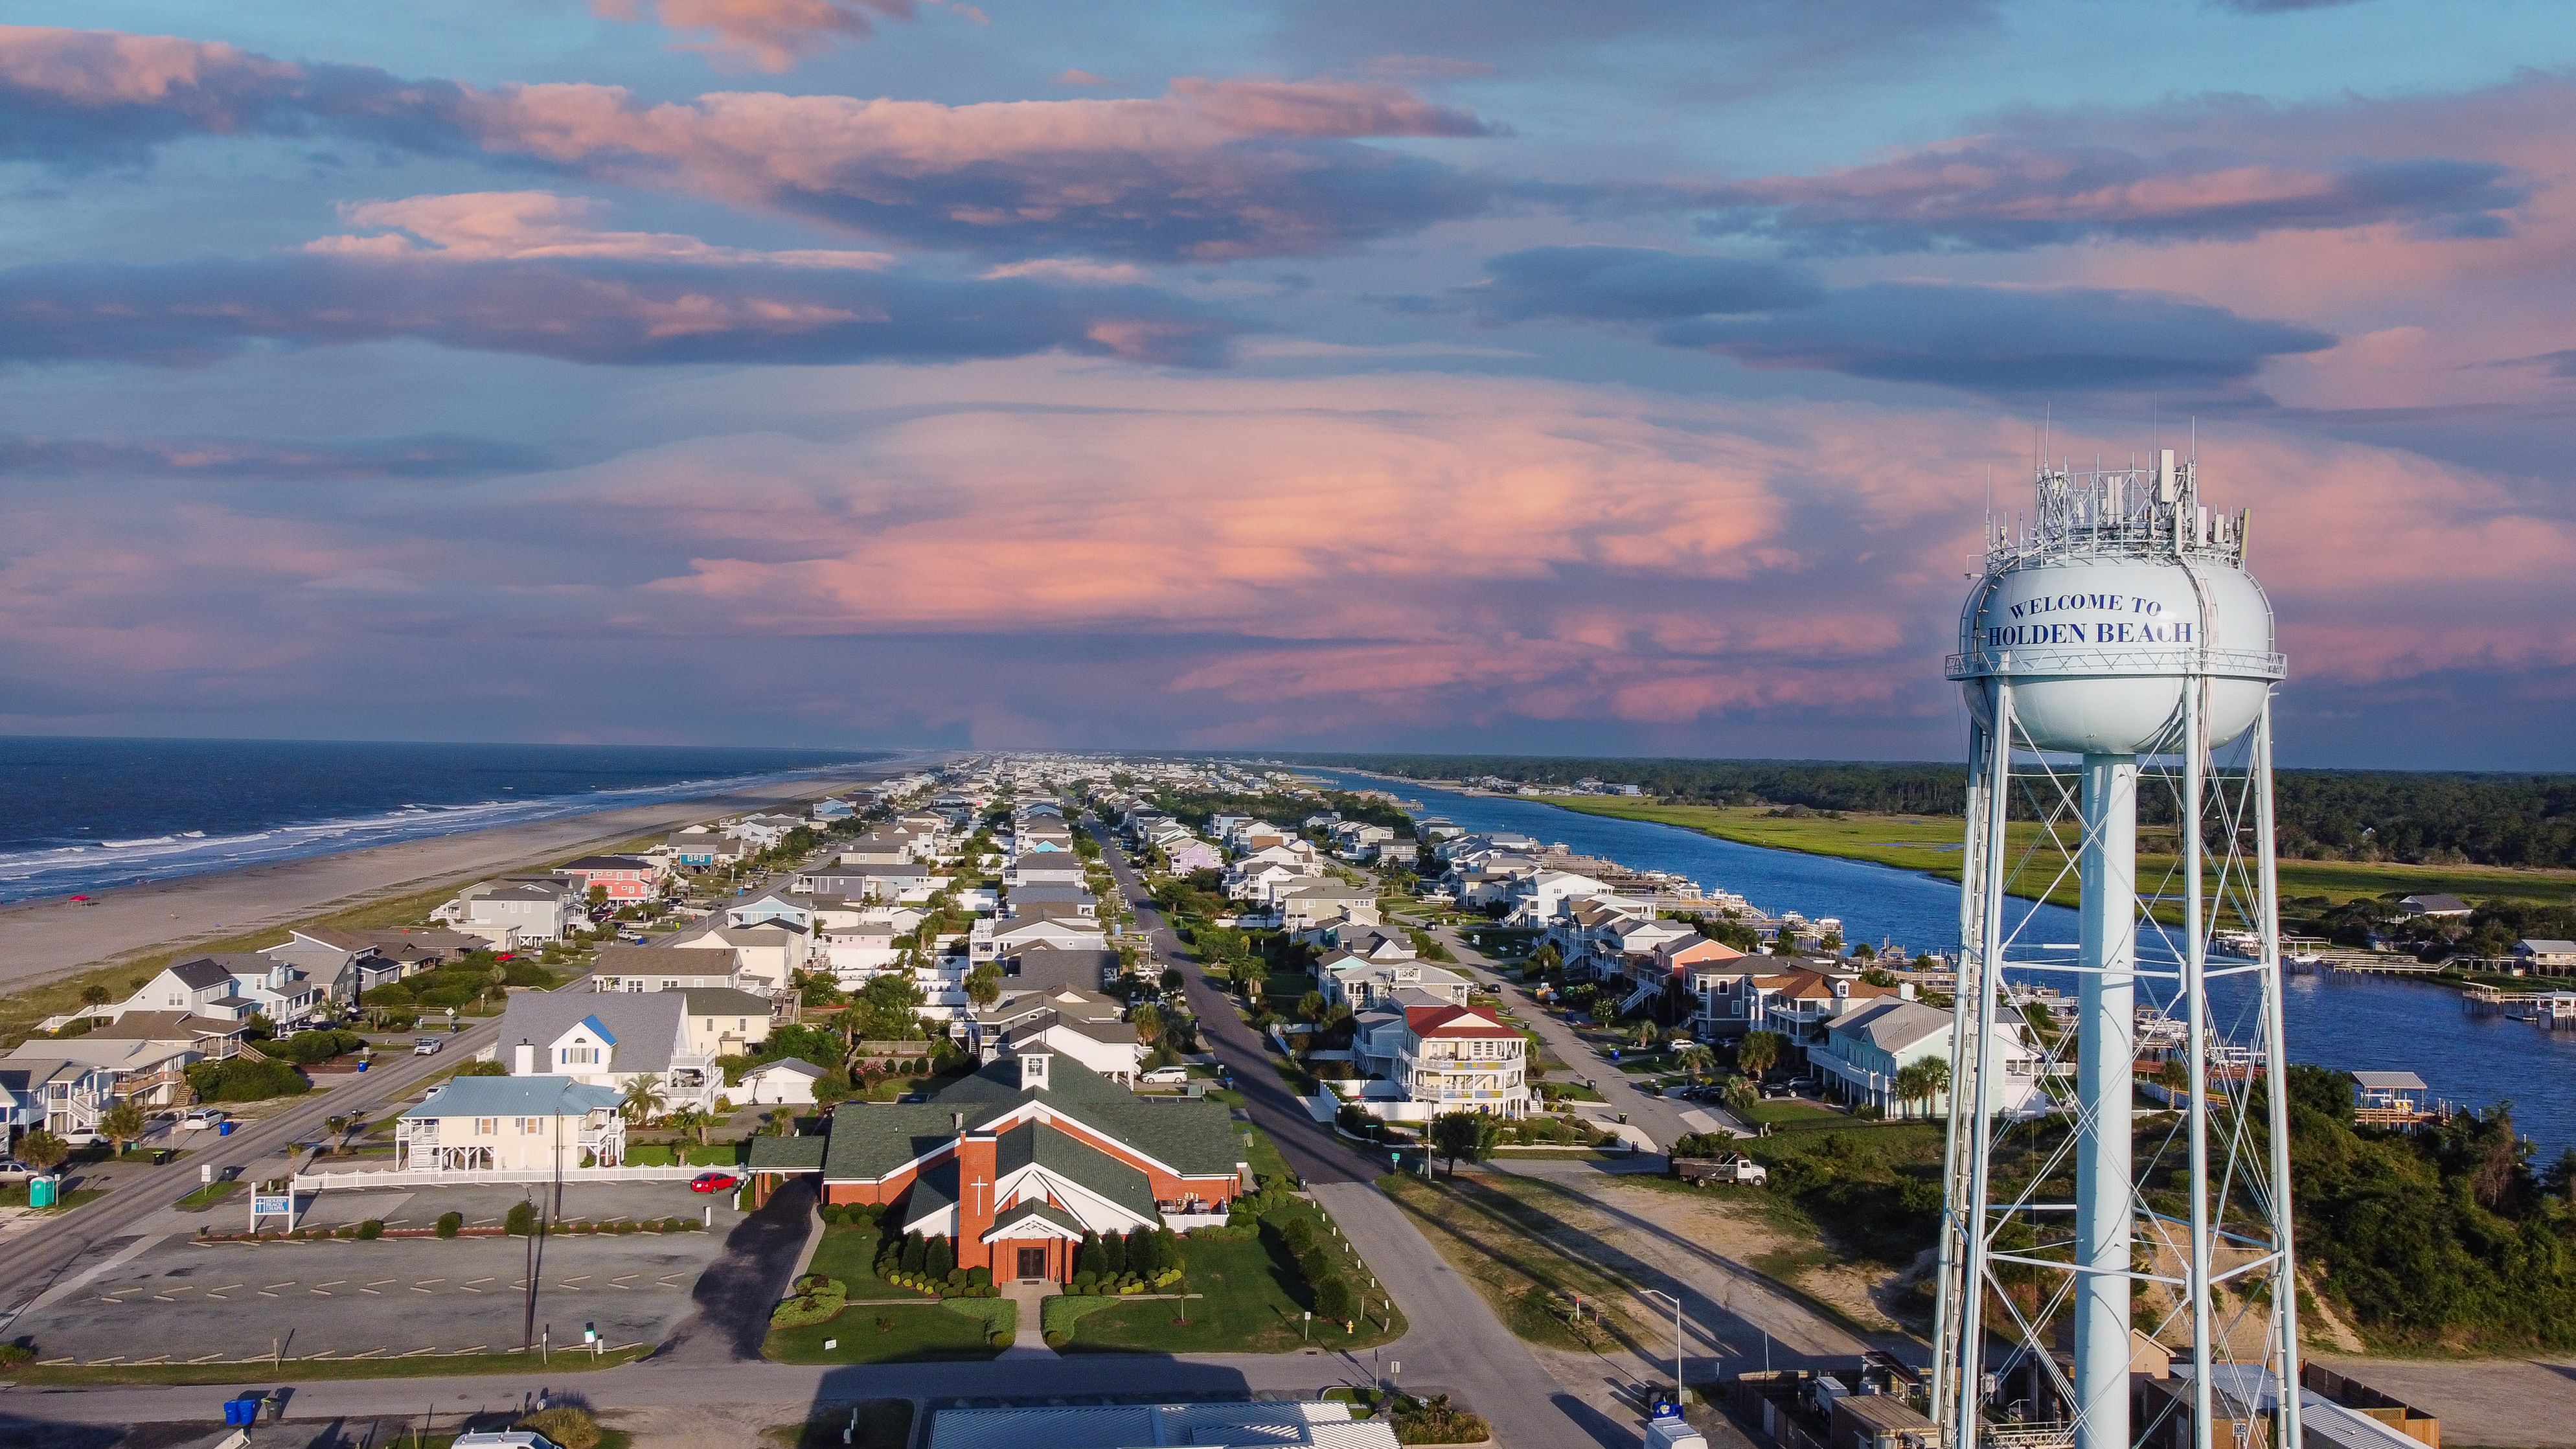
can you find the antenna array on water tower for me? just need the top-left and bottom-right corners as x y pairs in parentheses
(1933, 447), (2302, 1449)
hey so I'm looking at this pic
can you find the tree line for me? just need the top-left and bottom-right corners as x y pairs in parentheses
(1277, 754), (2576, 869)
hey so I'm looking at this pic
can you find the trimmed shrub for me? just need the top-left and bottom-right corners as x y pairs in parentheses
(924, 1235), (955, 1280)
(505, 1202), (539, 1237)
(966, 1265), (992, 1290)
(900, 1231), (926, 1275)
(434, 1211), (463, 1239)
(986, 1329), (1010, 1349)
(357, 1218), (384, 1240)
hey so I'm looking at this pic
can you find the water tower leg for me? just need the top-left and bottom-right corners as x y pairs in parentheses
(2075, 753), (2137, 1449)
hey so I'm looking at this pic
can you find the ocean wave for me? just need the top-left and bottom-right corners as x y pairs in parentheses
(0, 760), (882, 905)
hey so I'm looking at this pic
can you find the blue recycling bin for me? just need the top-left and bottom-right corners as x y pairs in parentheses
(356, 1057), (370, 1073)
(225, 1397), (260, 1426)
(218, 1121), (234, 1136)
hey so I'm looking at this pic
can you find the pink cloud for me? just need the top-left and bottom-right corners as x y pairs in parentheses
(0, 27), (1501, 258)
(592, 0), (919, 73)
(308, 191), (896, 268)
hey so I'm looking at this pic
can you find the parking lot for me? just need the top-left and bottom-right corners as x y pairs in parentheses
(13, 1184), (746, 1365)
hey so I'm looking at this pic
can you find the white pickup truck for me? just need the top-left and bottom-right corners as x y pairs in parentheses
(1672, 1152), (1768, 1187)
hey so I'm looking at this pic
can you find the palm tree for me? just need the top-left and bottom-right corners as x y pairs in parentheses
(16, 1129), (70, 1174)
(620, 1076), (668, 1126)
(1674, 1043), (1716, 1082)
(80, 983), (111, 1012)
(1892, 1058), (1950, 1119)
(1722, 1074), (1758, 1119)
(964, 962), (1003, 1010)
(1737, 1031), (1784, 1080)
(98, 1099), (148, 1157)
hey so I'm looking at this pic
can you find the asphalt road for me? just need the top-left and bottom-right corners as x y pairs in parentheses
(1090, 825), (1629, 1448)
(1089, 825), (1379, 1187)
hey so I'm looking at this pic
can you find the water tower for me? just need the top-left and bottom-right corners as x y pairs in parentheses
(1932, 449), (2303, 1449)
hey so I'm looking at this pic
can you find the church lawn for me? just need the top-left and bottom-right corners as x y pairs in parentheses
(764, 1297), (1010, 1364)
(1056, 1228), (1400, 1354)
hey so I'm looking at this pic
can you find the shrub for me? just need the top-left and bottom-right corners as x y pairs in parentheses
(1043, 1330), (1069, 1349)
(515, 1406), (602, 1449)
(357, 1218), (383, 1240)
(771, 1277), (849, 1329)
(966, 1265), (992, 1290)
(183, 1057), (310, 1103)
(1071, 1271), (1097, 1294)
(662, 1216), (689, 1233)
(434, 1211), (463, 1238)
(505, 1202), (539, 1237)
(986, 1329), (1011, 1349)
(924, 1235), (955, 1280)
(1314, 1274), (1355, 1321)
(0, 1343), (32, 1368)
(900, 1231), (926, 1275)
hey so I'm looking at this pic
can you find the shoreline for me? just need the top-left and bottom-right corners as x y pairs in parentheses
(0, 754), (933, 1004)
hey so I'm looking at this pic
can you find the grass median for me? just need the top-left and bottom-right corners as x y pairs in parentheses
(8, 1345), (652, 1386)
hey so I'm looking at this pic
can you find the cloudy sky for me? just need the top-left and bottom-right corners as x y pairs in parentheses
(4, 1), (2571, 766)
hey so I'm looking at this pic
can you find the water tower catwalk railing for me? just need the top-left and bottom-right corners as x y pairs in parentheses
(1935, 457), (2301, 1449)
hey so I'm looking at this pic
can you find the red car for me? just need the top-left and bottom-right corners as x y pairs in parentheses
(689, 1171), (740, 1193)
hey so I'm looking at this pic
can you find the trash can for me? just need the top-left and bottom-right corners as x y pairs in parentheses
(219, 1121), (234, 1136)
(356, 1058), (370, 1073)
(224, 1397), (260, 1427)
(28, 1175), (58, 1208)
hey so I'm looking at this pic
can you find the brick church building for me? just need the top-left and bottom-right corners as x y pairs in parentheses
(751, 1049), (1248, 1282)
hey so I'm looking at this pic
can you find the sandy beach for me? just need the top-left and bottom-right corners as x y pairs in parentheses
(0, 757), (931, 999)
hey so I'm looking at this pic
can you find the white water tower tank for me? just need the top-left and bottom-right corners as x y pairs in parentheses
(1954, 450), (2281, 751)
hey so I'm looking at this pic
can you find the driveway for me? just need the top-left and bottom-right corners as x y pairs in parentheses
(653, 1176), (817, 1363)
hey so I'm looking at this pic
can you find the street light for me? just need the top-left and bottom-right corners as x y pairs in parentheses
(1640, 1288), (1685, 1408)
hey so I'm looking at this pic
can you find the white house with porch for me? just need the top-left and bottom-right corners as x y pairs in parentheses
(394, 1075), (628, 1171)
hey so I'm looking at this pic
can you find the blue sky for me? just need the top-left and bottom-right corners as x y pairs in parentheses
(3, 0), (2572, 766)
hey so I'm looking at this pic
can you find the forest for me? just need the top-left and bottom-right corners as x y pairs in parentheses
(2286, 1065), (2576, 1351)
(1277, 754), (2576, 869)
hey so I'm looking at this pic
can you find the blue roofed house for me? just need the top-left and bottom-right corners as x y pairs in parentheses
(395, 1075), (628, 1171)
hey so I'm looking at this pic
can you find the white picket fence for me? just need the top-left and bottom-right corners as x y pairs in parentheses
(293, 1164), (705, 1192)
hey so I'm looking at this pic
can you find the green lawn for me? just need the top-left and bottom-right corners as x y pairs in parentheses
(0, 1183), (104, 1212)
(1059, 1229), (1399, 1353)
(1239, 1125), (1293, 1185)
(764, 1299), (1010, 1363)
(760, 1222), (1003, 1363)
(177, 1180), (245, 1211)
(1547, 798), (2576, 910)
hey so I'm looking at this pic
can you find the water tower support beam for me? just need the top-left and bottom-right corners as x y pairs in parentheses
(2075, 753), (2138, 1449)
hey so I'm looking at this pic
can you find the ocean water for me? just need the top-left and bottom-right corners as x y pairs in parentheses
(0, 736), (893, 905)
(1306, 768), (2576, 1158)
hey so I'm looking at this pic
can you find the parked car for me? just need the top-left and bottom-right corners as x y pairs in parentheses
(413, 1036), (444, 1055)
(179, 1108), (229, 1131)
(1138, 1066), (1190, 1085)
(0, 1158), (35, 1181)
(689, 1171), (740, 1194)
(455, 1433), (560, 1449)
